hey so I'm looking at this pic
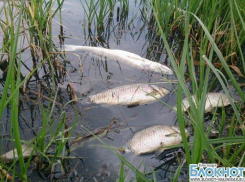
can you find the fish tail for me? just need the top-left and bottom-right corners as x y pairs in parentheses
(78, 98), (91, 105)
(62, 44), (84, 51)
(63, 44), (96, 52)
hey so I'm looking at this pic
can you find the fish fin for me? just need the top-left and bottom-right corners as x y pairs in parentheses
(146, 88), (162, 96)
(145, 92), (151, 96)
(127, 55), (145, 61)
(156, 147), (182, 160)
(165, 132), (178, 137)
(127, 103), (140, 108)
(155, 148), (165, 157)
(145, 91), (157, 96)
(112, 50), (144, 60)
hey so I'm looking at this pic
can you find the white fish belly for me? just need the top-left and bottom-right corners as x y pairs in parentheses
(64, 45), (173, 74)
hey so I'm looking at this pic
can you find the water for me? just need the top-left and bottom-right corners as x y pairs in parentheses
(56, 1), (180, 181)
(0, 0), (186, 181)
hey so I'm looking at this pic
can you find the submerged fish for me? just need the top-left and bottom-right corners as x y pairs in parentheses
(63, 45), (173, 74)
(1, 145), (33, 162)
(173, 92), (233, 112)
(125, 125), (189, 155)
(88, 84), (169, 106)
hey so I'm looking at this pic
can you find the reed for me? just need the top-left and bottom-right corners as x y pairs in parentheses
(76, 0), (245, 180)
(0, 0), (28, 180)
(150, 0), (245, 180)
(0, 0), (71, 180)
(81, 0), (129, 34)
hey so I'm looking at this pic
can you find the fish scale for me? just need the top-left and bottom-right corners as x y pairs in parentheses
(125, 125), (189, 155)
(173, 92), (234, 112)
(88, 84), (169, 106)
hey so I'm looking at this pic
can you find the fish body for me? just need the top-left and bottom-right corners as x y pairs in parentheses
(63, 45), (173, 74)
(125, 125), (189, 155)
(174, 92), (233, 112)
(88, 84), (169, 106)
(1, 145), (33, 162)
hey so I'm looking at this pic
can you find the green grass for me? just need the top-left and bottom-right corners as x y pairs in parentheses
(81, 0), (129, 34)
(150, 0), (245, 180)
(0, 0), (73, 181)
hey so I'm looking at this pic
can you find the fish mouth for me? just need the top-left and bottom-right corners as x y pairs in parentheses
(156, 63), (174, 75)
(143, 63), (174, 75)
(159, 66), (174, 75)
(157, 88), (169, 96)
(171, 126), (181, 133)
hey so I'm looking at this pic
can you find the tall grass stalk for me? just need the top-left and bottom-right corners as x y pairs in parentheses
(0, 0), (71, 180)
(0, 0), (27, 180)
(190, 11), (245, 102)
(151, 0), (245, 179)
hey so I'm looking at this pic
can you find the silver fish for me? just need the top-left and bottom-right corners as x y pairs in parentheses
(173, 92), (233, 112)
(88, 84), (169, 106)
(125, 125), (189, 155)
(63, 45), (173, 74)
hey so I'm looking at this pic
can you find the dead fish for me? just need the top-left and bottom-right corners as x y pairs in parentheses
(173, 92), (234, 113)
(63, 45), (173, 74)
(88, 84), (169, 106)
(125, 125), (189, 155)
(1, 144), (33, 162)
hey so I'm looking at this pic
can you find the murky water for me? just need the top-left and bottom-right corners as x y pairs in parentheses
(0, 0), (188, 181)
(57, 1), (181, 181)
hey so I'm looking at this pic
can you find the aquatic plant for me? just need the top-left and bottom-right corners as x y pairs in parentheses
(0, 0), (27, 180)
(151, 0), (245, 180)
(81, 0), (130, 38)
(0, 0), (74, 180)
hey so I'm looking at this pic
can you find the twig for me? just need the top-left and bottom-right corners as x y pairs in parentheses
(67, 84), (78, 103)
(70, 116), (133, 145)
(27, 90), (63, 107)
(105, 117), (116, 139)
